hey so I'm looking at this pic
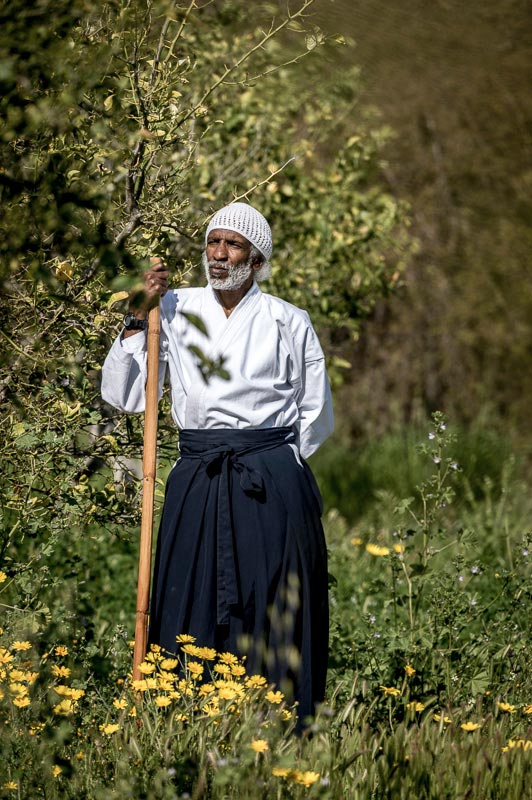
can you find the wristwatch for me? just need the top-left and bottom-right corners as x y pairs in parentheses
(123, 312), (148, 331)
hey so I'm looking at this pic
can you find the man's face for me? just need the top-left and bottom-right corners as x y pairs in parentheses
(204, 228), (257, 291)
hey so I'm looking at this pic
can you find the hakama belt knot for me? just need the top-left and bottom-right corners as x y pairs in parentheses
(178, 427), (295, 625)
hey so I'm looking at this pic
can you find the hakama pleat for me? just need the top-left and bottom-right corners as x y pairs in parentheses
(148, 427), (329, 723)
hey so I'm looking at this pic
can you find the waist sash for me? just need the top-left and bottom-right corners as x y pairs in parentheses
(177, 427), (296, 624)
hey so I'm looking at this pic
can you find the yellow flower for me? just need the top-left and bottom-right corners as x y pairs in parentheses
(176, 634), (196, 644)
(218, 686), (238, 701)
(214, 663), (231, 676)
(405, 664), (416, 677)
(366, 543), (390, 557)
(128, 705), (137, 717)
(406, 701), (425, 713)
(231, 664), (246, 677)
(154, 696), (172, 708)
(250, 739), (269, 753)
(149, 643), (162, 653)
(113, 698), (128, 709)
(13, 696), (31, 708)
(9, 682), (28, 696)
(9, 669), (28, 682)
(52, 765), (62, 778)
(12, 641), (32, 651)
(53, 699), (76, 716)
(265, 690), (284, 704)
(350, 537), (363, 546)
(54, 646), (69, 656)
(246, 674), (267, 688)
(393, 543), (405, 554)
(196, 646), (217, 660)
(0, 648), (14, 664)
(507, 739), (532, 751)
(3, 781), (17, 790)
(497, 701), (516, 713)
(292, 770), (320, 787)
(187, 661), (204, 678)
(272, 767), (291, 777)
(131, 679), (147, 692)
(280, 709), (293, 721)
(181, 644), (204, 658)
(461, 722), (481, 732)
(138, 662), (156, 674)
(75, 751), (85, 760)
(199, 683), (216, 696)
(433, 714), (452, 724)
(380, 686), (401, 697)
(99, 723), (120, 735)
(161, 658), (179, 670)
(29, 723), (45, 735)
(218, 652), (239, 665)
(523, 705), (532, 714)
(202, 702), (220, 716)
(54, 686), (85, 701)
(51, 665), (71, 678)
(145, 677), (158, 690)
(0, 571), (7, 583)
(25, 671), (38, 684)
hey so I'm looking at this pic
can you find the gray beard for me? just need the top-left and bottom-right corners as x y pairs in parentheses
(202, 252), (253, 291)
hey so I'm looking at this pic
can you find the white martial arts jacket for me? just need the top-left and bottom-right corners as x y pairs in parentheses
(101, 281), (334, 459)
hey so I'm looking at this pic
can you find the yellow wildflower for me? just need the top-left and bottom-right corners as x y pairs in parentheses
(461, 722), (481, 732)
(75, 751), (85, 760)
(158, 679), (175, 692)
(218, 686), (238, 701)
(154, 696), (172, 708)
(405, 664), (416, 677)
(113, 698), (128, 709)
(0, 689), (3, 700)
(161, 658), (179, 670)
(433, 714), (452, 724)
(9, 669), (27, 682)
(250, 739), (269, 753)
(199, 683), (216, 696)
(52, 765), (62, 777)
(218, 652), (238, 665)
(497, 701), (516, 713)
(292, 770), (320, 787)
(380, 686), (401, 697)
(176, 634), (196, 644)
(12, 641), (32, 651)
(54, 646), (68, 657)
(350, 537), (363, 546)
(202, 702), (220, 716)
(25, 671), (39, 685)
(366, 543), (390, 557)
(138, 661), (156, 674)
(53, 699), (76, 716)
(13, 696), (31, 708)
(9, 682), (28, 696)
(145, 677), (158, 690)
(406, 701), (425, 713)
(54, 685), (85, 700)
(149, 643), (162, 653)
(231, 664), (246, 677)
(131, 679), (148, 692)
(507, 739), (532, 751)
(272, 767), (291, 777)
(265, 690), (284, 704)
(181, 644), (203, 658)
(214, 663), (232, 676)
(0, 648), (14, 664)
(51, 665), (71, 678)
(246, 674), (267, 688)
(0, 571), (7, 583)
(99, 723), (120, 735)
(3, 781), (17, 790)
(393, 543), (405, 554)
(280, 709), (293, 721)
(29, 723), (45, 735)
(128, 706), (137, 717)
(196, 646), (217, 660)
(187, 661), (204, 678)
(523, 705), (532, 714)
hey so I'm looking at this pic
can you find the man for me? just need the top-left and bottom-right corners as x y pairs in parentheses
(101, 202), (333, 723)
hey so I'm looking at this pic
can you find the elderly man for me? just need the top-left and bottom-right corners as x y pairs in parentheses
(101, 202), (333, 723)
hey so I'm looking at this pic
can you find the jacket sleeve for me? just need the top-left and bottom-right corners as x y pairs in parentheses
(100, 329), (167, 413)
(293, 316), (334, 459)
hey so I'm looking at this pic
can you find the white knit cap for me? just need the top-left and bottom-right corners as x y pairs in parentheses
(205, 202), (272, 261)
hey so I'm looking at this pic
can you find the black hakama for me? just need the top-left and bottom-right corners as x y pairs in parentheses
(148, 427), (329, 723)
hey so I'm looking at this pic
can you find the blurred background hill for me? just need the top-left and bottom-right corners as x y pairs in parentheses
(311, 0), (532, 451)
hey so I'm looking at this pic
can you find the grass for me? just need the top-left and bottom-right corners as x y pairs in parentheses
(2, 415), (532, 798)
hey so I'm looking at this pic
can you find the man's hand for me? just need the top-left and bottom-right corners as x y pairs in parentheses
(129, 256), (169, 313)
(123, 257), (169, 338)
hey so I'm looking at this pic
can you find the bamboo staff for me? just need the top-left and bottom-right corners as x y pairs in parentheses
(132, 303), (161, 681)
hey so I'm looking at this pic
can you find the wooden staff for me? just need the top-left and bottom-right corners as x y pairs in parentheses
(132, 303), (161, 681)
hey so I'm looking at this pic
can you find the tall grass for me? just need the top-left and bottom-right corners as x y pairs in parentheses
(2, 415), (532, 798)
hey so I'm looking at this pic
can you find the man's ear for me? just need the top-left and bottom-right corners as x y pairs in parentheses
(251, 254), (264, 270)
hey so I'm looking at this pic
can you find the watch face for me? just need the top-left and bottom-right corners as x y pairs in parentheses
(123, 313), (146, 329)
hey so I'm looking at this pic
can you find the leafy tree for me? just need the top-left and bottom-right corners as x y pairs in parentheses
(0, 0), (410, 633)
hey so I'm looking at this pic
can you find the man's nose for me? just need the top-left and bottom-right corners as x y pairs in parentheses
(213, 241), (228, 260)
